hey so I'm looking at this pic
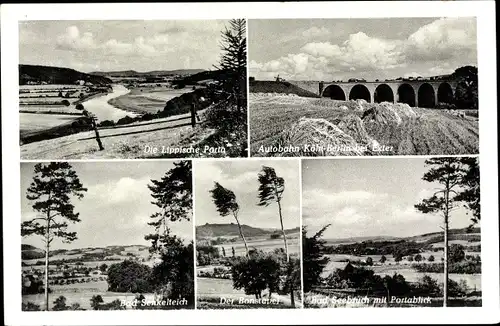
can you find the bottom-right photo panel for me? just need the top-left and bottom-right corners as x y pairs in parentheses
(302, 157), (481, 308)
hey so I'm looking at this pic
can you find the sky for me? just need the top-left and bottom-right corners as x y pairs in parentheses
(20, 161), (193, 250)
(194, 160), (300, 231)
(19, 20), (229, 73)
(249, 17), (477, 81)
(302, 158), (478, 240)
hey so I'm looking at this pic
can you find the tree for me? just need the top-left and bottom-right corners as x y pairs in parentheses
(210, 182), (248, 257)
(256, 165), (295, 306)
(415, 157), (467, 307)
(214, 18), (246, 112)
(257, 166), (288, 260)
(303, 225), (331, 292)
(365, 257), (373, 266)
(90, 295), (103, 310)
(414, 254), (423, 262)
(222, 247), (226, 257)
(145, 161), (192, 252)
(408, 255), (414, 262)
(231, 251), (281, 299)
(149, 234), (195, 306)
(21, 162), (87, 311)
(380, 255), (387, 264)
(107, 259), (153, 293)
(232, 246), (235, 257)
(452, 65), (478, 110)
(449, 244), (466, 263)
(99, 263), (108, 273)
(455, 157), (480, 225)
(52, 295), (68, 311)
(394, 254), (403, 263)
(428, 255), (435, 262)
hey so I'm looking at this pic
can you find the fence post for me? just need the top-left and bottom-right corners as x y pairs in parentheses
(190, 103), (196, 128)
(91, 117), (104, 151)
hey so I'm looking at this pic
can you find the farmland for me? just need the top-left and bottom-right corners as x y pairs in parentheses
(22, 244), (157, 310)
(249, 93), (479, 156)
(304, 227), (482, 308)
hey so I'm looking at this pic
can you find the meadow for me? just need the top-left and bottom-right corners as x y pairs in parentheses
(108, 86), (195, 114)
(249, 93), (479, 156)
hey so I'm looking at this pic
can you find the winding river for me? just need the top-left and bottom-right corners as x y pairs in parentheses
(82, 84), (137, 122)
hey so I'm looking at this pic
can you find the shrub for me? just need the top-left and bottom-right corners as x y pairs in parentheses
(22, 302), (41, 311)
(61, 99), (70, 106)
(428, 255), (435, 262)
(52, 296), (68, 311)
(106, 259), (153, 293)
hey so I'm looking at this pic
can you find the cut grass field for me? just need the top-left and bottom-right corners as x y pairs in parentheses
(20, 113), (81, 138)
(249, 93), (479, 156)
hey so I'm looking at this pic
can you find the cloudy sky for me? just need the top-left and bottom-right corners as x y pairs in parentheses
(21, 161), (193, 250)
(302, 158), (478, 240)
(195, 160), (300, 231)
(249, 17), (477, 81)
(19, 20), (229, 72)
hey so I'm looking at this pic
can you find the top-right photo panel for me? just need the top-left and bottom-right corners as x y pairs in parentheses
(249, 18), (478, 157)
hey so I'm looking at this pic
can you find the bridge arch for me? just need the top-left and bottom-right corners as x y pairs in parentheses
(397, 84), (416, 107)
(437, 82), (454, 104)
(349, 84), (371, 102)
(322, 84), (346, 100)
(374, 84), (394, 103)
(418, 83), (436, 108)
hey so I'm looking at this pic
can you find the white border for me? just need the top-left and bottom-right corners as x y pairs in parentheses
(2, 1), (498, 325)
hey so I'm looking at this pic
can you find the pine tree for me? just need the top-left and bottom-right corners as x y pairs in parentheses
(415, 157), (467, 307)
(21, 162), (87, 311)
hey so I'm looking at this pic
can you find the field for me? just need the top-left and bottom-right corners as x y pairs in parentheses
(214, 232), (301, 257)
(197, 278), (295, 309)
(249, 93), (479, 156)
(109, 86), (195, 114)
(22, 244), (156, 310)
(20, 113), (81, 138)
(323, 253), (482, 291)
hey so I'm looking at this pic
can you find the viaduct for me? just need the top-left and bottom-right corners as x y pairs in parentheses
(290, 80), (459, 108)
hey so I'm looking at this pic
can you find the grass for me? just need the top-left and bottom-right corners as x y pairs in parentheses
(249, 94), (479, 156)
(108, 87), (194, 114)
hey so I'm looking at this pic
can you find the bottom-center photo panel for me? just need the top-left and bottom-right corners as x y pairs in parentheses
(194, 159), (302, 309)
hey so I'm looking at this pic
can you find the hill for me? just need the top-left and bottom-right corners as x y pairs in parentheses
(196, 223), (299, 239)
(171, 69), (231, 86)
(250, 80), (320, 98)
(326, 227), (480, 245)
(90, 69), (205, 77)
(21, 244), (45, 260)
(19, 64), (112, 85)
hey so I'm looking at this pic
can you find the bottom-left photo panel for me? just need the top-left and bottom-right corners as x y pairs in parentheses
(20, 160), (194, 311)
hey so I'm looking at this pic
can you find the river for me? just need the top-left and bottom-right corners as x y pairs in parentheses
(82, 85), (137, 122)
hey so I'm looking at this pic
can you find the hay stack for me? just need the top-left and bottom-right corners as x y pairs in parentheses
(336, 114), (380, 149)
(276, 117), (364, 156)
(362, 103), (403, 125)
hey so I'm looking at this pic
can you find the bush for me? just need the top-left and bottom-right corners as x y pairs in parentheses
(22, 302), (41, 311)
(450, 244), (466, 263)
(448, 279), (469, 297)
(428, 255), (435, 262)
(106, 259), (153, 293)
(52, 295), (68, 311)
(61, 99), (70, 106)
(231, 251), (282, 299)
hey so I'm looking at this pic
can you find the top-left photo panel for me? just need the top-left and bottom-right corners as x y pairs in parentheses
(19, 19), (248, 160)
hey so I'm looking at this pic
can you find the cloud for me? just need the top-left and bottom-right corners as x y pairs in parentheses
(405, 17), (477, 61)
(301, 26), (330, 38)
(56, 26), (97, 51)
(251, 17), (476, 80)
